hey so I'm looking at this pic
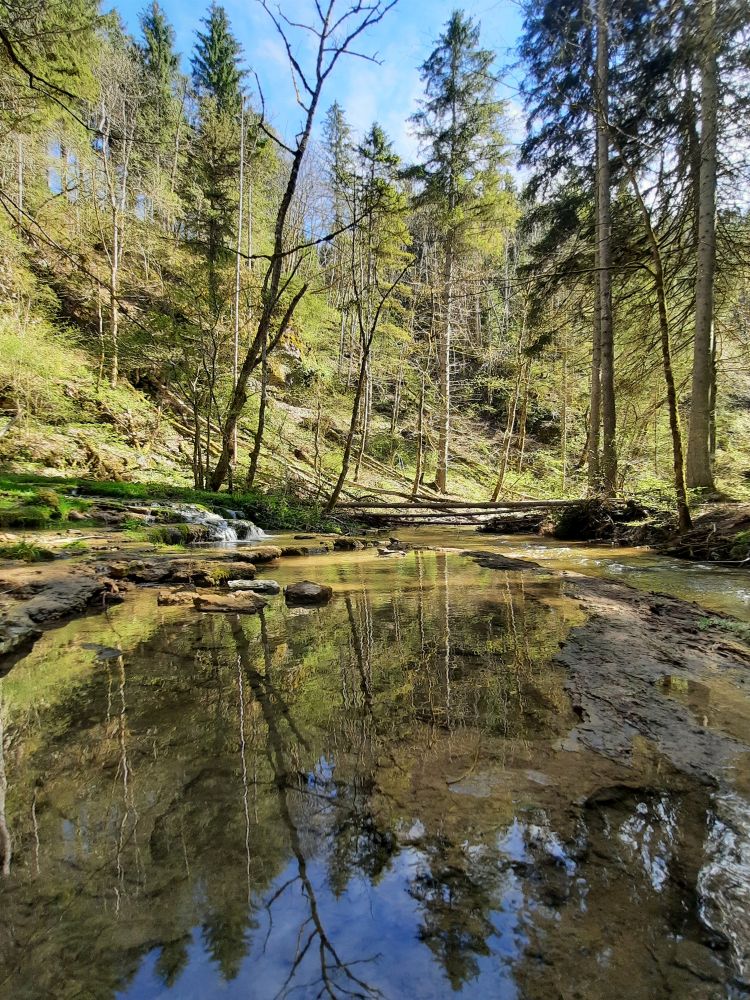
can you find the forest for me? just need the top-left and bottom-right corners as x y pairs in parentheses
(1, 0), (748, 526)
(2, 4), (750, 999)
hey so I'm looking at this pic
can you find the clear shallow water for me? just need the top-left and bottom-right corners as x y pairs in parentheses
(399, 527), (750, 621)
(0, 540), (748, 999)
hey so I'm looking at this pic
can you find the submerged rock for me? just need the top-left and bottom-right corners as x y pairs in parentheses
(284, 581), (333, 606)
(193, 592), (267, 614)
(333, 537), (365, 551)
(157, 588), (197, 606)
(242, 545), (282, 563)
(228, 579), (280, 594)
(463, 550), (542, 571)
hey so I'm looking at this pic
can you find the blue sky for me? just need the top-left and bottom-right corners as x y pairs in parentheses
(113, 0), (526, 161)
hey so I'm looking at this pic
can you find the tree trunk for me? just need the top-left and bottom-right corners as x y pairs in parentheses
(588, 234), (602, 487)
(618, 143), (693, 531)
(110, 214), (120, 388)
(436, 242), (453, 493)
(595, 0), (617, 495)
(412, 376), (425, 497)
(686, 0), (718, 492)
(232, 97), (246, 487)
(246, 331), (268, 490)
(561, 328), (569, 492)
(325, 346), (371, 513)
(515, 361), (531, 473)
(353, 356), (371, 482)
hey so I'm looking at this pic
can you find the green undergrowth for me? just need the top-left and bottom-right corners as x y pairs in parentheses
(0, 481), (91, 528)
(0, 540), (56, 562)
(698, 616), (750, 644)
(0, 472), (359, 534)
(730, 530), (750, 560)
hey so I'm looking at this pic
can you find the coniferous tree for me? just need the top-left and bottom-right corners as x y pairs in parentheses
(139, 2), (182, 220)
(321, 102), (354, 313)
(188, 3), (244, 312)
(140, 1), (178, 114)
(412, 10), (512, 493)
(192, 2), (243, 116)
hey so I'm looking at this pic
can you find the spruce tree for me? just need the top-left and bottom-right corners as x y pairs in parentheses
(140, 1), (178, 110)
(412, 10), (511, 493)
(322, 102), (353, 229)
(139, 1), (182, 208)
(188, 3), (244, 313)
(192, 2), (243, 115)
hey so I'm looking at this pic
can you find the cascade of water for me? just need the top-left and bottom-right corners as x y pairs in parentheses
(161, 503), (266, 543)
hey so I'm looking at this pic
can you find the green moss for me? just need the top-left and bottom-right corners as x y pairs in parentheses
(147, 524), (207, 546)
(0, 504), (52, 528)
(60, 540), (89, 555)
(730, 530), (750, 560)
(0, 473), (359, 534)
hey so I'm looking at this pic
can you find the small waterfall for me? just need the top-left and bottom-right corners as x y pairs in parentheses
(157, 503), (266, 543)
(181, 507), (239, 542)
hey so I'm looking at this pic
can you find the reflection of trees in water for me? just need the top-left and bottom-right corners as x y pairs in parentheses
(408, 844), (497, 989)
(233, 614), (383, 999)
(0, 696), (11, 876)
(1, 559), (732, 998)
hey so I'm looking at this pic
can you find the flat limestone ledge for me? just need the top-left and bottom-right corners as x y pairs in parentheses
(554, 572), (750, 783)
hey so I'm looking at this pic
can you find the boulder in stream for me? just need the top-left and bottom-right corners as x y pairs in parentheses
(193, 592), (267, 614)
(284, 581), (333, 606)
(242, 545), (282, 563)
(333, 537), (365, 551)
(167, 559), (256, 586)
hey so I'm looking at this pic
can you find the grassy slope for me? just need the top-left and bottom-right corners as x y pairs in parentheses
(0, 309), (510, 504)
(1, 307), (748, 510)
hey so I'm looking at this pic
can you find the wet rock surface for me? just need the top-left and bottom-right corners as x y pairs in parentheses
(241, 545), (283, 562)
(284, 581), (333, 605)
(553, 573), (750, 782)
(464, 549), (543, 571)
(192, 591), (267, 614)
(0, 564), (124, 658)
(228, 579), (281, 594)
(156, 588), (197, 606)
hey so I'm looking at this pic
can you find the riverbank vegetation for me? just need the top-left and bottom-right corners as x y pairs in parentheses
(1, 0), (749, 526)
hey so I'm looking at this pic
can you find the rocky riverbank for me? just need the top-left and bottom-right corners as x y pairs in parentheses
(0, 530), (385, 661)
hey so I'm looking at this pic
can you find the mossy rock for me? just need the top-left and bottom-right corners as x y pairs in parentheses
(730, 530), (750, 560)
(34, 488), (63, 511)
(0, 504), (52, 529)
(147, 523), (212, 545)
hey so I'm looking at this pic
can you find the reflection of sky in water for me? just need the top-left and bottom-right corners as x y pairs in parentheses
(2, 541), (749, 998)
(617, 797), (676, 893)
(698, 792), (750, 983)
(117, 850), (525, 1000)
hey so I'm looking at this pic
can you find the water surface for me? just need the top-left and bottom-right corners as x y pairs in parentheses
(0, 540), (748, 998)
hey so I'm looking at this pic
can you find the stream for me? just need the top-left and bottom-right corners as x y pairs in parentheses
(0, 532), (748, 998)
